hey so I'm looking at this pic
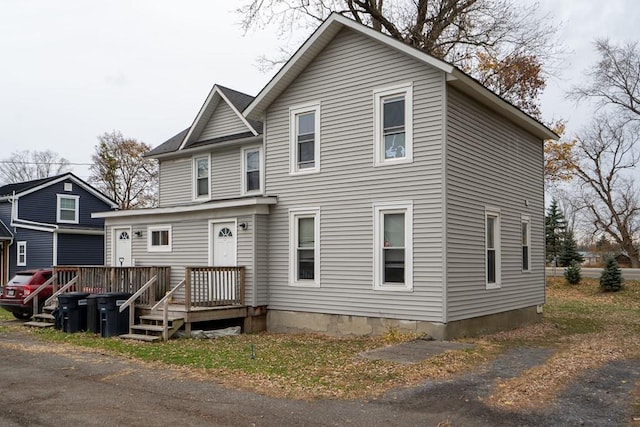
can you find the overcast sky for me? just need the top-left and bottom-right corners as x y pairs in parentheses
(1, 1), (639, 180)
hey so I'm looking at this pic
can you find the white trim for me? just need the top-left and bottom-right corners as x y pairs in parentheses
(208, 218), (238, 267)
(92, 196), (278, 218)
(373, 201), (413, 291)
(217, 87), (260, 136)
(192, 153), (211, 201)
(56, 194), (80, 224)
(52, 231), (58, 266)
(289, 103), (321, 175)
(485, 207), (501, 289)
(241, 145), (264, 195)
(521, 214), (531, 273)
(16, 241), (27, 266)
(63, 183), (72, 192)
(288, 207), (320, 287)
(147, 225), (172, 253)
(441, 79), (448, 323)
(112, 226), (132, 267)
(373, 82), (413, 166)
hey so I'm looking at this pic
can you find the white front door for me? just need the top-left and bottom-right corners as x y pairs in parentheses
(113, 228), (132, 267)
(212, 222), (237, 266)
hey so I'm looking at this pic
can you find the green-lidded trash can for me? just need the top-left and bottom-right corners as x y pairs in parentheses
(86, 294), (100, 333)
(97, 292), (132, 337)
(58, 292), (90, 333)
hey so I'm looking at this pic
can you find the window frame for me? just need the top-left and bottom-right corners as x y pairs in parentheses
(241, 145), (264, 195)
(17, 241), (27, 266)
(147, 225), (172, 253)
(192, 154), (211, 200)
(373, 201), (413, 291)
(289, 103), (321, 175)
(288, 207), (320, 287)
(373, 82), (413, 166)
(56, 194), (79, 224)
(485, 208), (501, 289)
(521, 215), (531, 273)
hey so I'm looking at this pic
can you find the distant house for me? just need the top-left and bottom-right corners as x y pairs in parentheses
(94, 14), (557, 339)
(0, 173), (118, 283)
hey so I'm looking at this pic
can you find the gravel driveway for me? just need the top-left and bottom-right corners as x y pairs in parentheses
(0, 330), (638, 426)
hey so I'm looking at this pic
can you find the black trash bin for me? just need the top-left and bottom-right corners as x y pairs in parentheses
(86, 294), (100, 333)
(58, 292), (90, 333)
(97, 292), (132, 337)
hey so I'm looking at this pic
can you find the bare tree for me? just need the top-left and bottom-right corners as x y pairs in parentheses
(237, 0), (560, 117)
(570, 116), (640, 267)
(89, 131), (158, 209)
(569, 39), (640, 121)
(0, 150), (71, 184)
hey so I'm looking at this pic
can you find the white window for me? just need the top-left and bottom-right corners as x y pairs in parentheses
(148, 225), (172, 252)
(56, 194), (79, 224)
(17, 241), (27, 266)
(289, 208), (320, 286)
(373, 202), (413, 291)
(522, 215), (531, 272)
(242, 146), (263, 194)
(290, 103), (320, 174)
(193, 155), (210, 200)
(374, 83), (413, 166)
(486, 208), (501, 289)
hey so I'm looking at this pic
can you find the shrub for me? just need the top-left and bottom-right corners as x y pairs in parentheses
(564, 261), (581, 285)
(600, 256), (623, 292)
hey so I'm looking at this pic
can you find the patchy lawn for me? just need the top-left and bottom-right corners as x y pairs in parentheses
(1, 277), (638, 402)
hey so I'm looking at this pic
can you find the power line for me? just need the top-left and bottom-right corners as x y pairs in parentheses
(0, 161), (92, 166)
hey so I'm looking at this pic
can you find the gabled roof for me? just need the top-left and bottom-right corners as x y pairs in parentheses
(0, 172), (118, 208)
(145, 128), (190, 157)
(0, 219), (12, 240)
(244, 13), (557, 140)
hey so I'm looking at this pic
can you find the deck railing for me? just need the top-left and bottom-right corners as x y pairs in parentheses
(53, 266), (170, 306)
(185, 266), (245, 308)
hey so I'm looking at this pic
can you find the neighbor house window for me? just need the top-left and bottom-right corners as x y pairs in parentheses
(242, 146), (262, 194)
(148, 225), (172, 252)
(289, 208), (320, 286)
(290, 103), (320, 174)
(374, 202), (413, 291)
(17, 241), (27, 266)
(522, 215), (531, 272)
(486, 208), (501, 288)
(193, 155), (210, 199)
(374, 83), (413, 166)
(56, 194), (79, 223)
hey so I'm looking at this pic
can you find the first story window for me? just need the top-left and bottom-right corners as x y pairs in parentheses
(374, 83), (413, 166)
(148, 225), (172, 252)
(522, 215), (531, 272)
(57, 194), (79, 223)
(374, 202), (413, 291)
(289, 208), (320, 286)
(486, 209), (501, 288)
(290, 104), (320, 174)
(17, 241), (27, 266)
(193, 155), (210, 199)
(243, 146), (262, 194)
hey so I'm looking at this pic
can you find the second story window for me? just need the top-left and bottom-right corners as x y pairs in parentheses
(290, 103), (320, 174)
(57, 194), (79, 224)
(243, 147), (262, 194)
(193, 155), (210, 200)
(374, 83), (413, 166)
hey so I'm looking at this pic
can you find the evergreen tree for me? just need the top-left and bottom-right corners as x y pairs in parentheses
(600, 256), (623, 292)
(545, 199), (567, 264)
(564, 261), (581, 285)
(559, 229), (584, 267)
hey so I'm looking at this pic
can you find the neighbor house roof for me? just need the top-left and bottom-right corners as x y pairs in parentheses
(0, 219), (12, 240)
(0, 175), (61, 198)
(244, 13), (557, 140)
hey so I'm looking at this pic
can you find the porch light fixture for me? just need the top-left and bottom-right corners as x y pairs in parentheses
(134, 230), (143, 237)
(239, 222), (248, 231)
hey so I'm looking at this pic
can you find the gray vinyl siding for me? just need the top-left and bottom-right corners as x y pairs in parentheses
(158, 158), (192, 207)
(211, 147), (242, 199)
(445, 87), (545, 321)
(254, 214), (269, 305)
(265, 28), (446, 322)
(198, 102), (249, 142)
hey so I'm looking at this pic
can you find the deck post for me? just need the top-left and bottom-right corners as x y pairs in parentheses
(185, 267), (192, 310)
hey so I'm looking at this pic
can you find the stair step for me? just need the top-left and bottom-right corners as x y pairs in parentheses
(119, 333), (161, 342)
(23, 321), (55, 328)
(34, 313), (55, 321)
(139, 314), (185, 322)
(131, 324), (165, 333)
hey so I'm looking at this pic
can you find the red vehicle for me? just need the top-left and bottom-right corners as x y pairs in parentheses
(0, 269), (54, 320)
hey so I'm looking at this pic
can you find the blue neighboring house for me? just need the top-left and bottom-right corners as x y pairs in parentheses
(0, 172), (118, 284)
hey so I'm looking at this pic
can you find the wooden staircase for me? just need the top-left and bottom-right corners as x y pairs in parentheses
(120, 313), (185, 342)
(24, 305), (57, 328)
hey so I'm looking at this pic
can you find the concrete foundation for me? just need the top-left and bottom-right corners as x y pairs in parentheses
(267, 306), (543, 340)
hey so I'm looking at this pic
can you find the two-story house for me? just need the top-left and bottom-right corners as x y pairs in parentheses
(0, 173), (118, 283)
(94, 14), (556, 339)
